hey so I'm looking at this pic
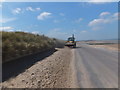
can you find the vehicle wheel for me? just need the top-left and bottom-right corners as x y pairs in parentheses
(73, 44), (76, 48)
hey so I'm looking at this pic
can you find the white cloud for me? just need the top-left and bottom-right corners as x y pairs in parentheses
(37, 12), (52, 20)
(12, 7), (41, 14)
(36, 8), (41, 11)
(26, 7), (34, 11)
(16, 29), (23, 32)
(0, 18), (16, 23)
(12, 8), (22, 14)
(0, 26), (14, 31)
(0, 0), (5, 2)
(31, 31), (40, 34)
(113, 12), (120, 20)
(88, 12), (118, 30)
(99, 12), (110, 17)
(46, 28), (69, 40)
(113, 13), (118, 17)
(26, 7), (41, 11)
(89, 18), (109, 26)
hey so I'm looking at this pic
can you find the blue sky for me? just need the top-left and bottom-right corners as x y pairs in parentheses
(0, 2), (119, 40)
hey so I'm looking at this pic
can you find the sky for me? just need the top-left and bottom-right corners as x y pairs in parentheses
(0, 2), (119, 40)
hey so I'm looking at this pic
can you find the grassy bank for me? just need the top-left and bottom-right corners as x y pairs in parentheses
(2, 31), (64, 63)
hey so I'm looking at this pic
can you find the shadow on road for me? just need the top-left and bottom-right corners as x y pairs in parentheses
(2, 49), (57, 82)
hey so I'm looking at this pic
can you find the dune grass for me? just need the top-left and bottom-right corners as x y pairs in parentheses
(2, 31), (58, 63)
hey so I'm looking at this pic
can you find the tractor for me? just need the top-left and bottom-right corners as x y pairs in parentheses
(65, 34), (76, 48)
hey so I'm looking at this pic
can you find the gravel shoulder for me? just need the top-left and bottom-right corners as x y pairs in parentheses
(88, 44), (119, 52)
(1, 47), (76, 88)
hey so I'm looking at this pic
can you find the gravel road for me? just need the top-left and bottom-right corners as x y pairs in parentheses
(73, 42), (118, 88)
(1, 47), (77, 88)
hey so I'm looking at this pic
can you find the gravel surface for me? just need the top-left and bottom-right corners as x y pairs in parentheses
(88, 44), (119, 51)
(1, 47), (76, 88)
(74, 43), (118, 88)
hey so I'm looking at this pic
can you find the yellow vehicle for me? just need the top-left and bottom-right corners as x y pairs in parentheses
(65, 34), (76, 48)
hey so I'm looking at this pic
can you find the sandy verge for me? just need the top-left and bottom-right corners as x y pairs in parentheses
(1, 47), (75, 88)
(89, 44), (119, 51)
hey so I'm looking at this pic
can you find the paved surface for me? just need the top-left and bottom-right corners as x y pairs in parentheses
(74, 42), (118, 88)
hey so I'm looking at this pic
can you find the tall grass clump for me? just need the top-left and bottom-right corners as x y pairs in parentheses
(2, 31), (56, 63)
